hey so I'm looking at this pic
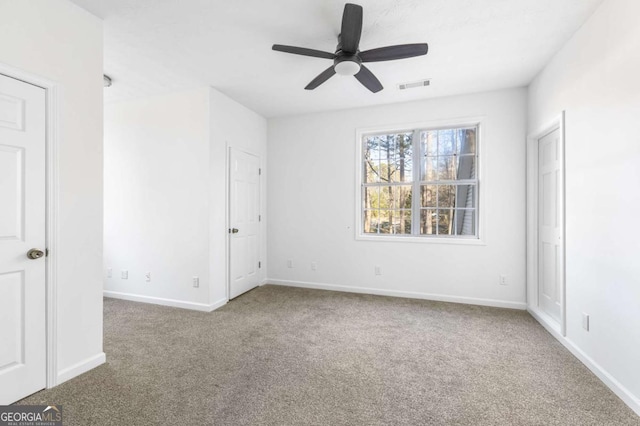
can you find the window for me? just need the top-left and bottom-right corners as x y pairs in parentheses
(361, 124), (479, 239)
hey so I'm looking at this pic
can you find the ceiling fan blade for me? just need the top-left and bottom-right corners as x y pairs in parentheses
(360, 43), (429, 62)
(340, 3), (363, 53)
(354, 65), (383, 93)
(272, 44), (335, 60)
(305, 66), (337, 90)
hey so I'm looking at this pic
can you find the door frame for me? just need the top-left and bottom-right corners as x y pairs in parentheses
(226, 146), (261, 300)
(0, 62), (60, 388)
(526, 111), (566, 336)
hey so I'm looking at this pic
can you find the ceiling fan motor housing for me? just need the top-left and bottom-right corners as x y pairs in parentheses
(334, 52), (362, 76)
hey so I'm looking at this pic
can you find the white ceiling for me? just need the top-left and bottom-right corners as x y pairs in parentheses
(71, 0), (603, 117)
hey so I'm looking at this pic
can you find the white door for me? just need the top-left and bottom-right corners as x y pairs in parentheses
(0, 74), (47, 404)
(229, 148), (260, 299)
(538, 128), (563, 323)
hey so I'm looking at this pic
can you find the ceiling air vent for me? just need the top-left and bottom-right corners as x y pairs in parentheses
(397, 79), (430, 90)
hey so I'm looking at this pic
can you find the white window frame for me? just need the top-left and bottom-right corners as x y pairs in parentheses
(355, 117), (486, 245)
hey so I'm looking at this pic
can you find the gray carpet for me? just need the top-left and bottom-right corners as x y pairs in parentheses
(18, 285), (640, 425)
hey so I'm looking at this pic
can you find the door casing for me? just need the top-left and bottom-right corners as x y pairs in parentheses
(526, 112), (566, 336)
(0, 62), (60, 388)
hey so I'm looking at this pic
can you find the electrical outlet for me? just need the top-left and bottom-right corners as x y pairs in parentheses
(287, 259), (293, 268)
(311, 261), (317, 271)
(582, 313), (590, 331)
(121, 270), (128, 279)
(499, 275), (507, 286)
(192, 276), (199, 288)
(107, 268), (112, 278)
(375, 265), (382, 276)
(145, 272), (151, 282)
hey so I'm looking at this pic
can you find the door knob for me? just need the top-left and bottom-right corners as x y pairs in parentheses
(27, 248), (45, 259)
(229, 228), (239, 234)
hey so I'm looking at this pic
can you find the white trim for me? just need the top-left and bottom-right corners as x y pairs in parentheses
(0, 63), (60, 389)
(355, 234), (486, 245)
(104, 291), (228, 313)
(45, 84), (60, 389)
(354, 116), (486, 244)
(528, 308), (640, 416)
(56, 353), (105, 386)
(526, 112), (566, 335)
(267, 279), (526, 310)
(226, 144), (233, 299)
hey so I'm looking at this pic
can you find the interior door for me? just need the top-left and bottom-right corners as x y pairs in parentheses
(538, 128), (562, 323)
(0, 74), (47, 404)
(229, 148), (260, 299)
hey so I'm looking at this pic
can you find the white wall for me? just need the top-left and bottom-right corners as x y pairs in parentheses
(528, 0), (640, 413)
(0, 0), (104, 381)
(104, 87), (267, 309)
(209, 88), (268, 303)
(268, 88), (527, 309)
(104, 88), (212, 308)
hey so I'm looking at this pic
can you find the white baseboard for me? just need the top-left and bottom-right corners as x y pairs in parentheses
(267, 279), (527, 310)
(56, 352), (106, 386)
(527, 305), (562, 335)
(104, 291), (227, 313)
(208, 297), (228, 311)
(528, 307), (640, 416)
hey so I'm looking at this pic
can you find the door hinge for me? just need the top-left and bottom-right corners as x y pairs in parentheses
(258, 215), (261, 222)
(258, 168), (262, 175)
(258, 261), (261, 268)
(46, 248), (49, 257)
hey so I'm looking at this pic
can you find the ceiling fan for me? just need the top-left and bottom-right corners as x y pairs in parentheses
(272, 3), (429, 93)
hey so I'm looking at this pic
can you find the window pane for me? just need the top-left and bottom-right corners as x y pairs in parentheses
(420, 185), (437, 207)
(454, 209), (476, 236)
(421, 131), (438, 156)
(378, 154), (394, 184)
(377, 187), (390, 209)
(456, 155), (476, 180)
(457, 128), (477, 155)
(438, 156), (457, 180)
(391, 185), (412, 209)
(401, 210), (412, 234)
(378, 210), (393, 234)
(438, 185), (456, 208)
(456, 185), (476, 209)
(363, 210), (377, 234)
(422, 157), (438, 181)
(389, 210), (412, 235)
(370, 209), (384, 234)
(438, 130), (455, 156)
(438, 209), (453, 235)
(395, 149), (412, 183)
(364, 159), (380, 183)
(395, 133), (413, 183)
(375, 133), (413, 183)
(364, 187), (381, 209)
(420, 209), (437, 235)
(364, 137), (380, 183)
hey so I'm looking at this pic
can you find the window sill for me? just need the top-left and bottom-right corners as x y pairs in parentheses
(355, 234), (486, 246)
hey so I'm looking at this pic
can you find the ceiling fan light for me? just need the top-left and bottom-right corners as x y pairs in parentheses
(335, 60), (361, 76)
